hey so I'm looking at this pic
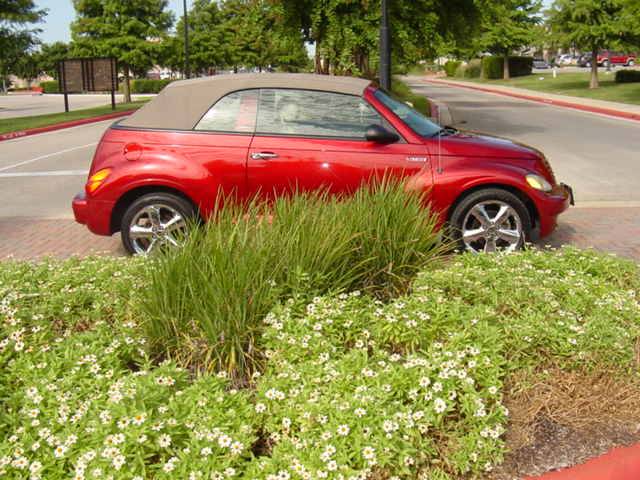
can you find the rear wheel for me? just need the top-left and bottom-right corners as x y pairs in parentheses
(449, 189), (531, 254)
(120, 193), (195, 255)
(628, 59), (635, 66)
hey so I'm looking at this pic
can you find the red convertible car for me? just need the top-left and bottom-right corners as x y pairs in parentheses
(73, 74), (573, 255)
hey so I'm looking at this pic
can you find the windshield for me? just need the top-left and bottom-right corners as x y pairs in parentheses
(374, 89), (441, 138)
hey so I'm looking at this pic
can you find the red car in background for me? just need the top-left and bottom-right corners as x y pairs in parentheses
(598, 52), (636, 67)
(72, 74), (573, 255)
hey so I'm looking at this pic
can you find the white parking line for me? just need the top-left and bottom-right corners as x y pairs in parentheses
(0, 170), (88, 178)
(0, 143), (97, 173)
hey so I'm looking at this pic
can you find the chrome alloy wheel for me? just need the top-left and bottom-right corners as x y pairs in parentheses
(461, 201), (523, 253)
(128, 204), (187, 255)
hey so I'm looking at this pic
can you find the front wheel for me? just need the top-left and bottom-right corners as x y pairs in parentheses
(120, 193), (195, 255)
(628, 60), (635, 66)
(449, 189), (531, 254)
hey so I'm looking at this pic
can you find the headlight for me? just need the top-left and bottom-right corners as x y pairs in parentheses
(526, 173), (552, 192)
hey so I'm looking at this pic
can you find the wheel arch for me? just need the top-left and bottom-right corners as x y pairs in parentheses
(110, 185), (201, 234)
(446, 183), (540, 231)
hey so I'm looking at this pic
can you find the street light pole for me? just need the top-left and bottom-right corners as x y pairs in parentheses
(183, 0), (190, 79)
(379, 0), (391, 90)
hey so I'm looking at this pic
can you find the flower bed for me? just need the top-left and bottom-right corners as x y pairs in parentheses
(0, 248), (639, 479)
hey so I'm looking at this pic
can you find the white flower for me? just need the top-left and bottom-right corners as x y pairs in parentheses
(53, 444), (67, 458)
(255, 403), (266, 413)
(354, 408), (366, 418)
(434, 398), (447, 414)
(158, 434), (171, 448)
(336, 424), (350, 436)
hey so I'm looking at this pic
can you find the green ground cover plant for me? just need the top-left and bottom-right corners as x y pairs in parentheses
(0, 248), (638, 479)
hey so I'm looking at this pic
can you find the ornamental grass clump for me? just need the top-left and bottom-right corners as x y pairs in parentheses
(141, 181), (445, 377)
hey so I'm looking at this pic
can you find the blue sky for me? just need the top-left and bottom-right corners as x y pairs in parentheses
(36, 0), (193, 43)
(36, 0), (554, 44)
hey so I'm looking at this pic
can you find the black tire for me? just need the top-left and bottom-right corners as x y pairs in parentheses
(449, 188), (532, 253)
(120, 192), (196, 255)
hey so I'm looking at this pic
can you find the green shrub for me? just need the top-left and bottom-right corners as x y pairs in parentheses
(482, 56), (533, 79)
(463, 59), (482, 78)
(39, 80), (59, 93)
(615, 69), (640, 83)
(443, 60), (462, 77)
(129, 79), (173, 94)
(141, 182), (444, 377)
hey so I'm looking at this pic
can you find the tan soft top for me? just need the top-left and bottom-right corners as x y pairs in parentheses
(119, 73), (372, 131)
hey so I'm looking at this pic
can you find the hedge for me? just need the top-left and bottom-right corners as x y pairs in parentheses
(454, 59), (482, 79)
(129, 78), (174, 94)
(443, 60), (462, 77)
(39, 80), (59, 93)
(615, 70), (640, 83)
(482, 56), (533, 79)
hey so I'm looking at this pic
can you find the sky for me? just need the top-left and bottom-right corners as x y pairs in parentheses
(36, 0), (554, 45)
(35, 0), (193, 44)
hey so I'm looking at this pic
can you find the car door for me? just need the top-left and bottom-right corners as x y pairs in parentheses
(247, 88), (431, 199)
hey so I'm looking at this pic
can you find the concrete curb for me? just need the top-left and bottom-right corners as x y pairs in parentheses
(0, 109), (135, 143)
(527, 443), (640, 480)
(424, 79), (640, 123)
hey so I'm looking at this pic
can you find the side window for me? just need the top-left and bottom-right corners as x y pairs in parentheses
(195, 90), (258, 133)
(256, 89), (385, 139)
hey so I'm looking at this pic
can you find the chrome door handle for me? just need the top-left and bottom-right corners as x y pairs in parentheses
(251, 152), (279, 160)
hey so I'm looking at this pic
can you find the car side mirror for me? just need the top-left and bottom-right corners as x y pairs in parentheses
(365, 124), (399, 144)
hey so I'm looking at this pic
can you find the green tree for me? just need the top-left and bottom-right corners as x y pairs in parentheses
(35, 41), (71, 78)
(71, 0), (174, 102)
(274, 0), (482, 77)
(549, 0), (627, 88)
(476, 0), (541, 80)
(0, 0), (46, 90)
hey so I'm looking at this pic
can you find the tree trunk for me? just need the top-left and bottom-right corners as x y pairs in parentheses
(123, 65), (132, 104)
(480, 56), (485, 79)
(503, 53), (510, 80)
(590, 47), (599, 89)
(315, 40), (322, 74)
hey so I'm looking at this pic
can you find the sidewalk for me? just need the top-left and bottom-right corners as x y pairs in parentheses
(1, 208), (638, 261)
(424, 77), (640, 121)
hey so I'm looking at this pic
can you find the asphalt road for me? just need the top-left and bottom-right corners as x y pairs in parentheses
(0, 120), (108, 218)
(0, 93), (152, 119)
(404, 76), (640, 204)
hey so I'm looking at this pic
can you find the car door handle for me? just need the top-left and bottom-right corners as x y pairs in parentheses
(251, 152), (279, 160)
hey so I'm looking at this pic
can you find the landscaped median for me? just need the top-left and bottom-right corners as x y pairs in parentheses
(0, 100), (150, 142)
(1, 184), (639, 479)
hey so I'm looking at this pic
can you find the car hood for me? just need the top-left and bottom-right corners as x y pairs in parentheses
(435, 131), (543, 161)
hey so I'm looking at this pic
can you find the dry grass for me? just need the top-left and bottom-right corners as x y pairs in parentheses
(489, 366), (640, 479)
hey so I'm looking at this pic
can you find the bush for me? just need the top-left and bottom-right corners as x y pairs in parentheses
(615, 69), (640, 83)
(141, 182), (444, 378)
(443, 60), (462, 77)
(39, 80), (59, 93)
(129, 79), (173, 94)
(482, 56), (533, 79)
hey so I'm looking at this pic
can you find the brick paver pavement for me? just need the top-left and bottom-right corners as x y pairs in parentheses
(0, 208), (639, 261)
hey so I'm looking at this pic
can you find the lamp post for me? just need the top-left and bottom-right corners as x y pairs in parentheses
(183, 0), (190, 79)
(379, 0), (391, 90)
